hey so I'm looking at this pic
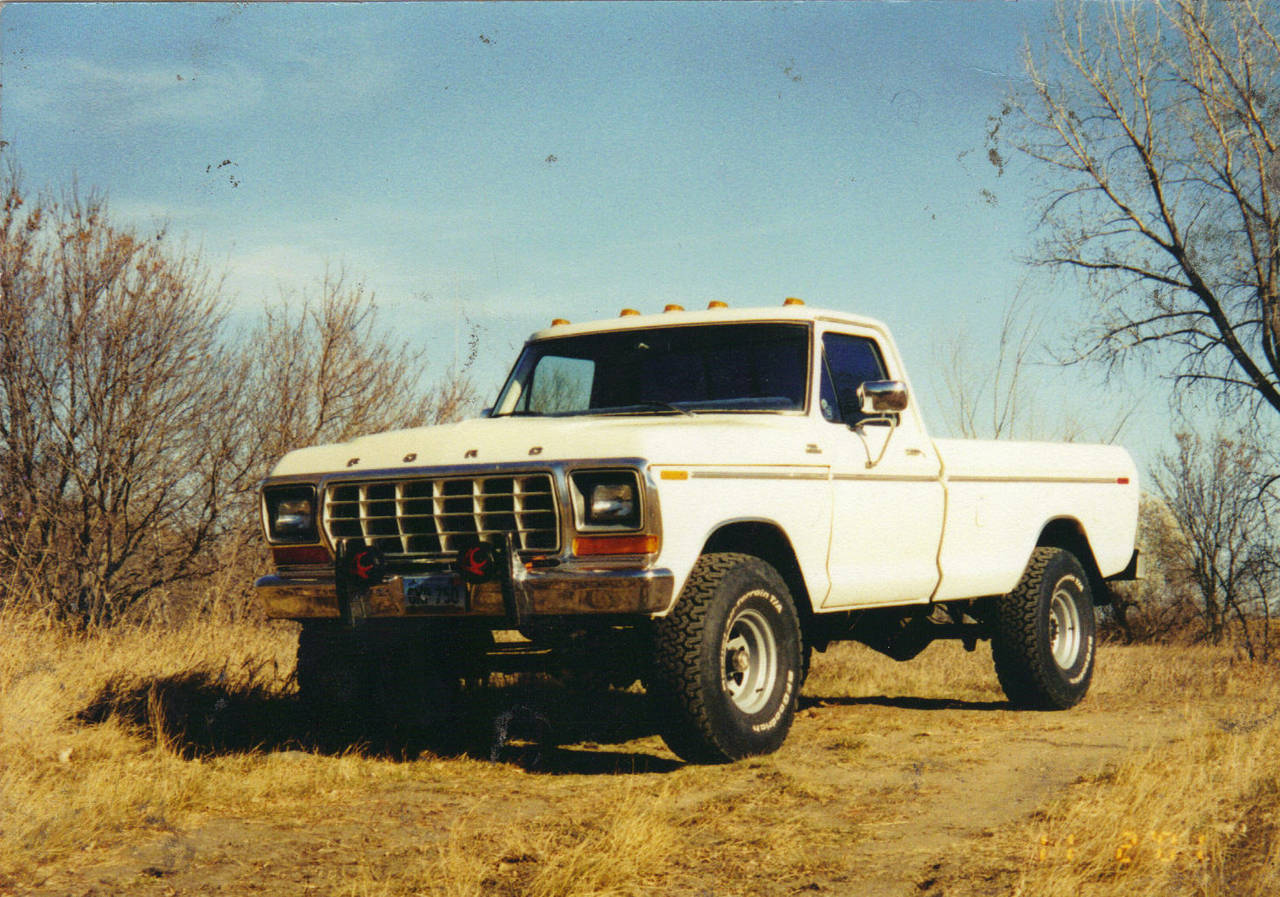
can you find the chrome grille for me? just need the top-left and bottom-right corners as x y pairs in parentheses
(322, 473), (558, 560)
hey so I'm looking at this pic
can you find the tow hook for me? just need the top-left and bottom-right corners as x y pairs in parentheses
(454, 533), (531, 627)
(334, 541), (386, 627)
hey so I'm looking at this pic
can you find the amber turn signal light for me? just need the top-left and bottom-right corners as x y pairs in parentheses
(572, 534), (660, 556)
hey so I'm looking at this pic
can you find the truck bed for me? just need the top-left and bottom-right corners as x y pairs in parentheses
(932, 439), (1139, 602)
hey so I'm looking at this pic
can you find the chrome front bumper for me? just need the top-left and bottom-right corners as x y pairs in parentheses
(255, 567), (675, 620)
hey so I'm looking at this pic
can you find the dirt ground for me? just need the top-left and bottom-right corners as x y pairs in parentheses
(9, 642), (1233, 897)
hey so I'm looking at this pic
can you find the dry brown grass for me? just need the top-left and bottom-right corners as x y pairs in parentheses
(932, 643), (1280, 897)
(3, 608), (1279, 896)
(806, 638), (1007, 704)
(0, 609), (347, 880)
(322, 785), (677, 897)
(1005, 719), (1280, 897)
(1005, 663), (1280, 897)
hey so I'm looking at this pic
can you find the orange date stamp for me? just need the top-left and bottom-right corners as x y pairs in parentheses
(1035, 830), (1208, 866)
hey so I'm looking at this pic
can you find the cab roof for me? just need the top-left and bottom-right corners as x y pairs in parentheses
(527, 304), (890, 342)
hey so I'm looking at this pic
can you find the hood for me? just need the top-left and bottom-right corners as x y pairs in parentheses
(268, 413), (823, 478)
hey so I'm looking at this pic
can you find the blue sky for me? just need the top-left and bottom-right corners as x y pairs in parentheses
(1, 2), (1174, 469)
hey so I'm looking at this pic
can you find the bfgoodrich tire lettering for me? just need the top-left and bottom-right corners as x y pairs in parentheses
(992, 547), (1096, 710)
(651, 552), (803, 763)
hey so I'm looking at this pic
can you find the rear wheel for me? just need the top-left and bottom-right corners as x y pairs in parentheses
(991, 547), (1096, 709)
(650, 553), (803, 763)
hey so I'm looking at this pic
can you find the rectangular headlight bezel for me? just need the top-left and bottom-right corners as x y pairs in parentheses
(569, 469), (644, 532)
(261, 484), (319, 544)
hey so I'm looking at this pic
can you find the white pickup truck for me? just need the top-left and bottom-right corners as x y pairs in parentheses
(256, 301), (1141, 762)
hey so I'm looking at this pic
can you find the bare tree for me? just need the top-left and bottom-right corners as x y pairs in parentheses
(1016, 0), (1280, 418)
(937, 293), (1042, 440)
(237, 270), (477, 473)
(0, 177), (244, 626)
(0, 169), (480, 627)
(933, 291), (1134, 442)
(1152, 428), (1278, 658)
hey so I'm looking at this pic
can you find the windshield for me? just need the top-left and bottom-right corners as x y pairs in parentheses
(492, 322), (811, 416)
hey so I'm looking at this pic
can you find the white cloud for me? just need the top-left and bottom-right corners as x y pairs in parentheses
(15, 57), (265, 134)
(218, 243), (336, 307)
(108, 198), (211, 232)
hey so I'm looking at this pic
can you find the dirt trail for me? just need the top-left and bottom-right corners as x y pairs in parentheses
(17, 665), (1218, 897)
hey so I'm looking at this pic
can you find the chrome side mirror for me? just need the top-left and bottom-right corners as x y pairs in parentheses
(857, 380), (909, 416)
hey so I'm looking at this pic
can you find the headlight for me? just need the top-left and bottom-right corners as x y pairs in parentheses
(262, 485), (318, 543)
(590, 483), (635, 522)
(571, 470), (642, 530)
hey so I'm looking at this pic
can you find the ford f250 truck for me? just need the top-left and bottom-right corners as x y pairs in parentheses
(256, 301), (1141, 762)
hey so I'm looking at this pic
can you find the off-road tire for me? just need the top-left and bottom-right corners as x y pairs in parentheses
(650, 553), (803, 763)
(991, 547), (1096, 710)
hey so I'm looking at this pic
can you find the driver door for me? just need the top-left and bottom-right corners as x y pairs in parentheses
(818, 329), (945, 608)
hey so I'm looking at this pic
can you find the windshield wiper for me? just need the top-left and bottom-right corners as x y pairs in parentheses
(497, 402), (695, 418)
(634, 400), (695, 417)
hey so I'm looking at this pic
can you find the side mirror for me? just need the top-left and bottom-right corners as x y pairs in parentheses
(857, 380), (909, 416)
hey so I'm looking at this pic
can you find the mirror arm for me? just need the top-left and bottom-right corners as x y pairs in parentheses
(854, 415), (899, 469)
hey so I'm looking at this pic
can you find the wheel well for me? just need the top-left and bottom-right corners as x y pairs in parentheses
(1037, 518), (1110, 605)
(701, 521), (813, 619)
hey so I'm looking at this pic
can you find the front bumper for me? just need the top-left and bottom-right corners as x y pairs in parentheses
(255, 566), (675, 620)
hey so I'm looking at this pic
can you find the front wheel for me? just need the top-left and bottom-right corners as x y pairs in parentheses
(650, 553), (803, 763)
(991, 547), (1096, 710)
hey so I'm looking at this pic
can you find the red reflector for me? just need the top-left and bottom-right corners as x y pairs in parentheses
(273, 545), (331, 566)
(572, 534), (660, 556)
(1117, 477), (1130, 485)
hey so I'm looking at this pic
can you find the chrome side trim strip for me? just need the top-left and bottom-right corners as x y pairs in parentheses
(832, 473), (941, 483)
(946, 474), (1126, 485)
(690, 470), (828, 481)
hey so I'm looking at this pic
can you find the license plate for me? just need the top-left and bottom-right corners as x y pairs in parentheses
(401, 575), (467, 611)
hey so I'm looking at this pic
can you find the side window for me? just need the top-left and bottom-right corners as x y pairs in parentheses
(819, 333), (887, 424)
(525, 356), (594, 413)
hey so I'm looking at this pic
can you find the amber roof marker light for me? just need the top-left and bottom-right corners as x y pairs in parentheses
(783, 297), (805, 306)
(707, 300), (729, 309)
(663, 303), (685, 312)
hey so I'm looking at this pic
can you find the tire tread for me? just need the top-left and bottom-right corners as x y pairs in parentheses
(991, 547), (1093, 710)
(651, 552), (799, 763)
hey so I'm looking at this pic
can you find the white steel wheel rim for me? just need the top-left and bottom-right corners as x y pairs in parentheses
(722, 606), (778, 714)
(1049, 582), (1083, 669)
